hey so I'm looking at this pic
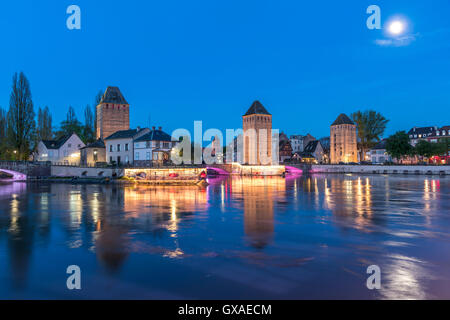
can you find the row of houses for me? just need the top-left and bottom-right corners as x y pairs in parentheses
(279, 124), (450, 165)
(35, 126), (176, 167)
(368, 125), (450, 165)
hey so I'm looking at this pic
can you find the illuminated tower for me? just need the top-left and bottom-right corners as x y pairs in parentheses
(330, 113), (357, 164)
(243, 100), (272, 165)
(96, 86), (130, 140)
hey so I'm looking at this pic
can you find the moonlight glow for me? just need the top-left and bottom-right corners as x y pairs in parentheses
(388, 21), (405, 35)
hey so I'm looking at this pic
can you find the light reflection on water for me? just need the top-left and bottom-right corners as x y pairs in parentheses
(0, 175), (449, 299)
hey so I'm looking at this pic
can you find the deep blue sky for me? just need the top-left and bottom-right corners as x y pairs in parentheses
(0, 0), (449, 139)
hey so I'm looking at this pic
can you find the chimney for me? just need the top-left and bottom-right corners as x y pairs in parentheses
(159, 126), (162, 131)
(152, 126), (156, 131)
(137, 126), (141, 131)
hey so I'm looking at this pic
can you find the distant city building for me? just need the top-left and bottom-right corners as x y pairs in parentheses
(370, 139), (392, 164)
(80, 139), (106, 166)
(301, 140), (326, 164)
(96, 86), (130, 140)
(36, 133), (85, 165)
(289, 134), (316, 153)
(424, 125), (450, 144)
(330, 113), (357, 164)
(134, 127), (176, 166)
(279, 132), (293, 162)
(243, 101), (272, 165)
(407, 126), (437, 146)
(105, 128), (150, 165)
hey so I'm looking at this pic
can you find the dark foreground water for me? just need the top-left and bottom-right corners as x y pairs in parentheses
(0, 174), (449, 300)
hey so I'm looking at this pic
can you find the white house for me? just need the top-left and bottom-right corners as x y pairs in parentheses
(289, 134), (316, 153)
(370, 139), (392, 164)
(134, 126), (176, 166)
(36, 133), (85, 165)
(105, 127), (150, 165)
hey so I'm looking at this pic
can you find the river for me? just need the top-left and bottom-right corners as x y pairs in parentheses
(0, 174), (449, 299)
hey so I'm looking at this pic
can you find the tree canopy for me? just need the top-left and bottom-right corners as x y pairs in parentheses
(351, 110), (389, 160)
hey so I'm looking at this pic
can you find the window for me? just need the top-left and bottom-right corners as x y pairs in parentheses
(135, 152), (139, 160)
(117, 144), (121, 152)
(68, 144), (72, 148)
(110, 145), (113, 152)
(163, 142), (169, 148)
(93, 150), (98, 162)
(146, 152), (150, 160)
(110, 156), (113, 163)
(125, 143), (129, 151)
(125, 155), (129, 163)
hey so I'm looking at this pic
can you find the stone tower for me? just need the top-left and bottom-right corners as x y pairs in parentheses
(330, 113), (357, 164)
(243, 101), (272, 165)
(96, 86), (130, 140)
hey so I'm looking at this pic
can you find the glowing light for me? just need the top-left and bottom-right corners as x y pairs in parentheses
(388, 20), (405, 35)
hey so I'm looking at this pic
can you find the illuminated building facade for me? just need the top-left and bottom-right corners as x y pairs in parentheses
(330, 113), (357, 164)
(243, 101), (272, 165)
(35, 133), (85, 165)
(96, 86), (130, 140)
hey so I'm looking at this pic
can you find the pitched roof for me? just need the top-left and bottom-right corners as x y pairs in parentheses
(81, 139), (105, 149)
(331, 113), (355, 126)
(134, 129), (172, 142)
(407, 126), (436, 136)
(304, 140), (321, 153)
(99, 86), (128, 105)
(244, 100), (271, 116)
(42, 134), (73, 150)
(104, 129), (138, 140)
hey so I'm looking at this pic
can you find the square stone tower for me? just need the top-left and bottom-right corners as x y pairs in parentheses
(330, 113), (357, 164)
(243, 101), (272, 165)
(96, 86), (130, 140)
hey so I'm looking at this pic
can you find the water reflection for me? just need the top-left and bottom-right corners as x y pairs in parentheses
(0, 175), (449, 299)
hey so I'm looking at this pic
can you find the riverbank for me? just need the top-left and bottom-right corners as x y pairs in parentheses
(310, 164), (449, 175)
(24, 176), (208, 186)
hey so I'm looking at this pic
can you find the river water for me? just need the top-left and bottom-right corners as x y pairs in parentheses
(0, 174), (449, 299)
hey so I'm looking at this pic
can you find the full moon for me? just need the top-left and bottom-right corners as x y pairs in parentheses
(388, 21), (405, 35)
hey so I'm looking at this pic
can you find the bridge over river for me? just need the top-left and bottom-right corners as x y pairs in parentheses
(0, 161), (312, 180)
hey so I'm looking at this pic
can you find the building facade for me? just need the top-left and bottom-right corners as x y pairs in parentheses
(302, 140), (326, 164)
(80, 139), (106, 166)
(96, 86), (130, 140)
(36, 133), (85, 165)
(243, 101), (272, 165)
(289, 134), (316, 153)
(105, 128), (150, 165)
(279, 133), (293, 162)
(370, 139), (392, 164)
(134, 127), (175, 166)
(407, 126), (437, 146)
(330, 113), (357, 164)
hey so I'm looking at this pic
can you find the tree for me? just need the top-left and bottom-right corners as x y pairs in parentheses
(434, 139), (449, 158)
(56, 106), (83, 139)
(415, 140), (436, 159)
(0, 108), (7, 159)
(83, 104), (95, 143)
(351, 110), (389, 160)
(386, 131), (413, 162)
(6, 72), (36, 160)
(37, 106), (52, 141)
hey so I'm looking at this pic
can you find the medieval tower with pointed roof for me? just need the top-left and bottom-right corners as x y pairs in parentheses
(243, 101), (272, 165)
(330, 113), (357, 164)
(96, 86), (130, 140)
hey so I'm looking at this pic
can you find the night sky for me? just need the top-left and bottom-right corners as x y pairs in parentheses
(0, 0), (449, 139)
